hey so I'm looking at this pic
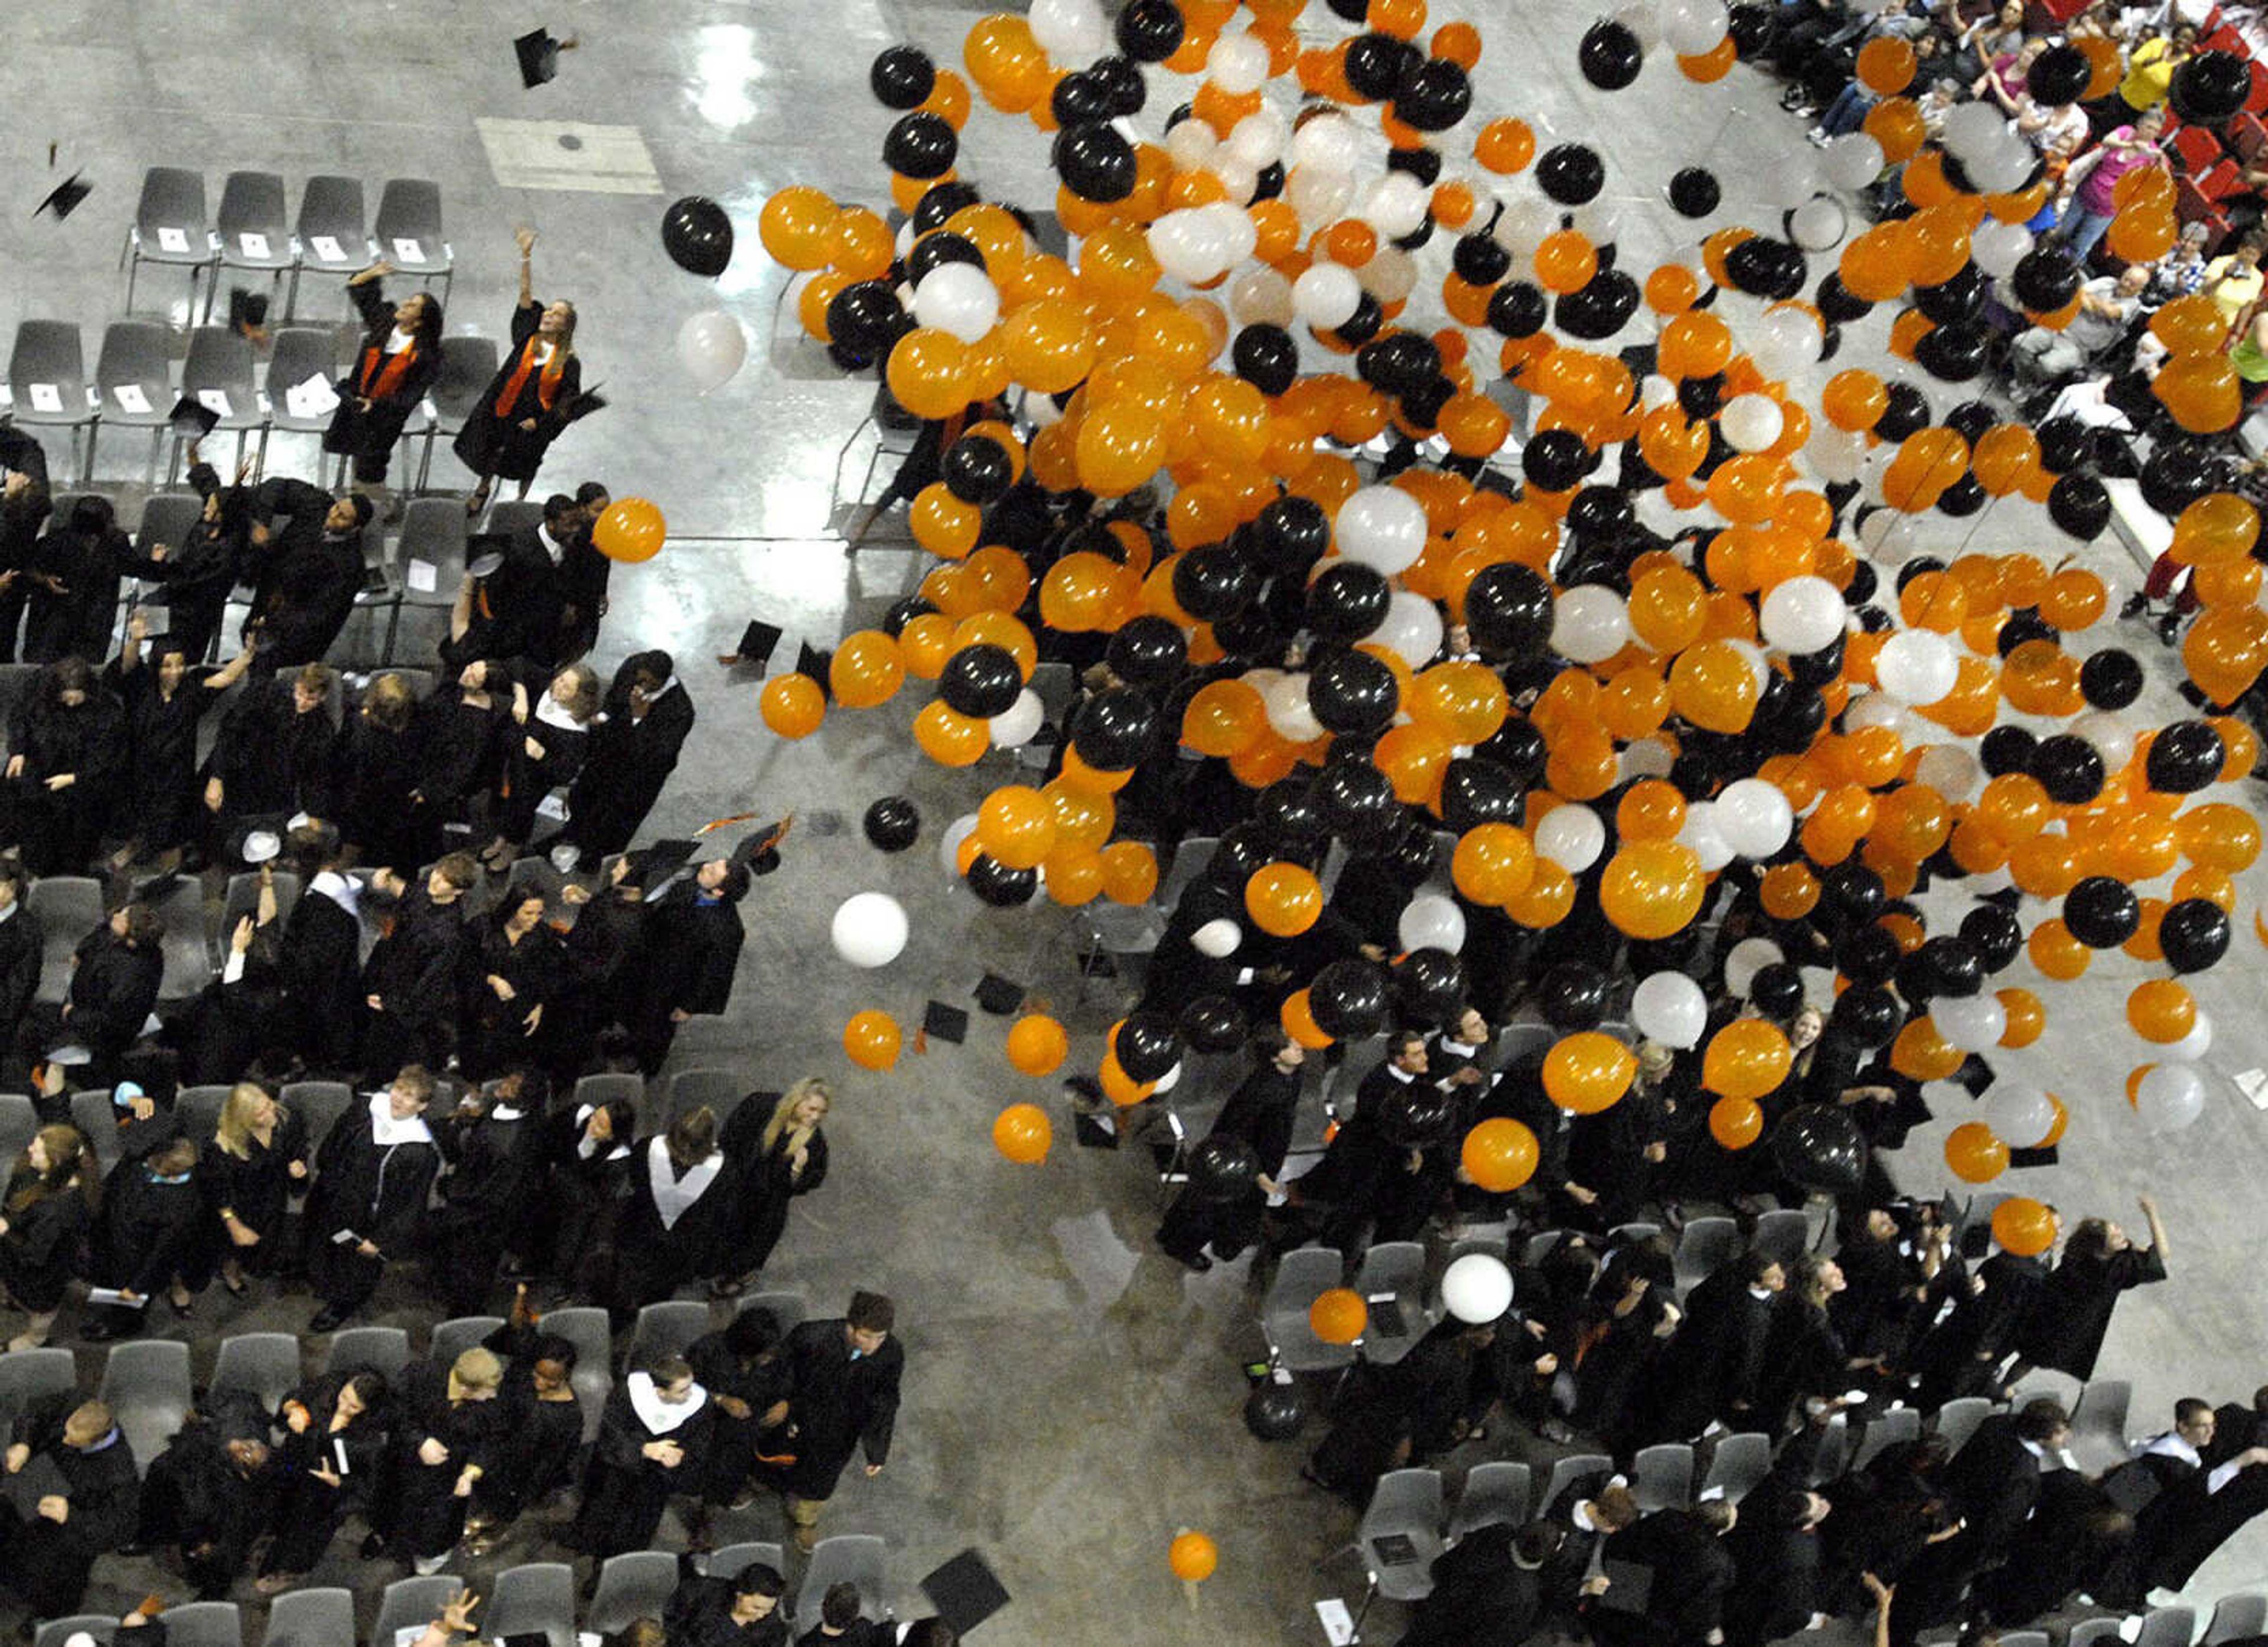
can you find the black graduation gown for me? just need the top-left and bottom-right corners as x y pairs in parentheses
(458, 918), (561, 1081)
(94, 1154), (203, 1302)
(0, 428), (51, 666)
(333, 713), (422, 870)
(496, 706), (588, 842)
(536, 1105), (634, 1291)
(628, 885), (744, 1072)
(0, 1498), (97, 1617)
(717, 1107), (827, 1278)
(541, 888), (646, 1077)
(1642, 1267), (1778, 1440)
(664, 1571), (791, 1647)
(324, 280), (440, 472)
(198, 1107), (308, 1277)
(610, 1140), (737, 1313)
(779, 1317), (902, 1502)
(1911, 1248), (2049, 1406)
(110, 661), (222, 852)
(278, 878), (366, 1073)
(205, 673), (337, 823)
(262, 1375), (390, 1574)
(412, 689), (507, 850)
(471, 1336), (583, 1521)
(136, 1399), (283, 1597)
(428, 1103), (539, 1311)
(2016, 1244), (2166, 1378)
(0, 1176), (90, 1312)
(0, 905), (39, 1049)
(1975, 1465), (2133, 1623)
(12, 1396), (142, 1551)
(58, 924), (162, 1065)
(140, 461), (248, 665)
(304, 1098), (441, 1305)
(245, 478), (363, 667)
(22, 521), (132, 664)
(360, 885), (468, 1077)
(558, 677), (695, 859)
(4, 688), (125, 873)
(1157, 1060), (1299, 1262)
(379, 1361), (514, 1557)
(1397, 1524), (1546, 1647)
(2151, 1452), (2268, 1591)
(553, 530), (611, 662)
(686, 1329), (795, 1505)
(452, 301), (582, 483)
(568, 1378), (713, 1556)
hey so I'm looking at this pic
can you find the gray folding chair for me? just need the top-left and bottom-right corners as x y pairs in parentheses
(1749, 1208), (1811, 1271)
(159, 1602), (242, 1647)
(93, 319), (174, 482)
(1539, 1452), (1615, 1516)
(667, 1068), (750, 1130)
(213, 171), (293, 312)
(576, 1072), (646, 1123)
(260, 1588), (353, 1647)
(374, 179), (453, 306)
(281, 1080), (352, 1158)
(1807, 1416), (1855, 1486)
(171, 326), (260, 482)
(125, 165), (216, 313)
(176, 1084), (232, 1142)
(0, 1347), (77, 1439)
(220, 869), (302, 937)
(413, 335), (501, 492)
(1516, 1231), (1559, 1267)
(1673, 1216), (1741, 1295)
(380, 498), (468, 661)
(2135, 1609), (2197, 1647)
(796, 1533), (890, 1626)
(0, 1094), (37, 1169)
(34, 1618), (115, 1647)
(487, 1561), (575, 1647)
(1700, 1432), (1773, 1504)
(99, 1338), (192, 1475)
(703, 1540), (787, 1584)
(485, 498), (545, 538)
(6, 321), (95, 482)
(631, 1300), (715, 1366)
(260, 326), (344, 460)
(2067, 1622), (2128, 1647)
(135, 492), (208, 631)
(72, 1090), (123, 1177)
(1448, 1460), (1532, 1541)
(1351, 1467), (1446, 1633)
(2205, 1593), (2268, 1644)
(374, 1576), (467, 1647)
(30, 876), (106, 1004)
(1608, 1221), (1662, 1245)
(1994, 1635), (2048, 1647)
(1262, 1246), (1357, 1375)
(152, 873), (216, 1002)
(1632, 1443), (1695, 1511)
(543, 1305), (615, 1443)
(286, 175), (369, 319)
(1494, 1022), (1557, 1066)
(589, 1550), (682, 1633)
(1351, 1240), (1430, 1366)
(210, 1332), (303, 1415)
(1852, 1405), (1922, 1472)
(321, 1325), (410, 1378)
(430, 1316), (505, 1366)
(1927, 1397), (1995, 1458)
(2070, 1379), (2135, 1474)
(737, 1290), (809, 1335)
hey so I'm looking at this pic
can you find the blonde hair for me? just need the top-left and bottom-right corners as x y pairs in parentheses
(215, 1082), (276, 1160)
(762, 1077), (832, 1157)
(449, 1347), (504, 1399)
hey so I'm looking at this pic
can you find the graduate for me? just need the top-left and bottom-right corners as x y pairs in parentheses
(427, 1072), (543, 1313)
(200, 1081), (308, 1294)
(778, 1292), (904, 1551)
(256, 1369), (390, 1593)
(664, 1553), (790, 1647)
(133, 1390), (281, 1599)
(543, 852), (650, 1078)
(457, 890), (559, 1082)
(331, 673), (423, 872)
(686, 1307), (797, 1535)
(481, 664), (598, 870)
(242, 479), (372, 666)
(408, 659), (509, 868)
(106, 612), (255, 873)
(4, 655), (125, 875)
(22, 493), (133, 665)
(457, 229), (584, 516)
(627, 854), (752, 1074)
(134, 441), (255, 666)
(467, 1296), (583, 1550)
(377, 1347), (513, 1574)
(715, 1079), (830, 1294)
(359, 856), (475, 1079)
(325, 262), (443, 510)
(1156, 1030), (1302, 1271)
(19, 901), (164, 1092)
(610, 1107), (737, 1319)
(0, 865), (41, 1056)
(201, 660), (339, 840)
(84, 1133), (205, 1336)
(275, 824), (368, 1074)
(532, 1092), (636, 1296)
(565, 1353), (713, 1558)
(304, 1065), (444, 1332)
(0, 1123), (94, 1349)
(5, 1396), (142, 1554)
(551, 650), (695, 866)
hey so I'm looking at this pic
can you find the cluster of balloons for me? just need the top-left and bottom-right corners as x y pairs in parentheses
(755, 0), (2268, 1215)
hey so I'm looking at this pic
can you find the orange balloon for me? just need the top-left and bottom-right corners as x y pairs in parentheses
(1616, 780), (1687, 843)
(1708, 1095), (1764, 1150)
(991, 1103), (1052, 1164)
(2028, 918), (2091, 980)
(1245, 862), (1322, 937)
(914, 700), (990, 767)
(1169, 1531), (1219, 1583)
(1991, 1196), (2057, 1256)
(1944, 1121), (2009, 1183)
(2127, 979), (2196, 1043)
(1891, 1017), (1964, 1081)
(827, 630), (905, 710)
(1309, 1287), (1368, 1346)
(1543, 1032), (1637, 1113)
(1506, 859), (1576, 929)
(1461, 1118), (1539, 1192)
(1702, 1019), (1794, 1101)
(1600, 842), (1705, 939)
(1997, 987), (2045, 1048)
(1280, 987), (1332, 1050)
(592, 498), (667, 563)
(1760, 861), (1821, 920)
(1452, 824), (1536, 905)
(844, 1010), (902, 1071)
(760, 674), (825, 740)
(1006, 1015), (1068, 1077)
(1099, 840), (1159, 905)
(976, 785), (1058, 872)
(1099, 1051), (1155, 1107)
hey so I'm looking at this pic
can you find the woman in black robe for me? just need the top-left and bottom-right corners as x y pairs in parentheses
(458, 891), (560, 1081)
(106, 614), (255, 870)
(1156, 1032), (1303, 1269)
(85, 1133), (204, 1336)
(543, 857), (650, 1079)
(550, 651), (695, 867)
(0, 1124), (93, 1349)
(410, 660), (507, 868)
(628, 857), (749, 1074)
(456, 230), (583, 516)
(324, 263), (442, 495)
(199, 1081), (308, 1294)
(610, 1108), (737, 1323)
(135, 445), (253, 666)
(565, 1356), (713, 1558)
(536, 1095), (635, 1296)
(481, 664), (597, 870)
(4, 656), (125, 874)
(686, 1310), (795, 1533)
(360, 856), (475, 1081)
(2012, 1195), (2170, 1381)
(374, 1348), (512, 1571)
(256, 1370), (390, 1592)
(468, 1305), (584, 1545)
(201, 664), (339, 852)
(332, 673), (422, 872)
(716, 1079), (830, 1294)
(24, 493), (133, 664)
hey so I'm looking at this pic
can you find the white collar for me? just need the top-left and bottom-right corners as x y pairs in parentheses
(2143, 1433), (2203, 1467)
(366, 1092), (432, 1148)
(2020, 1439), (2047, 1460)
(647, 1136), (724, 1228)
(649, 675), (682, 700)
(384, 327), (415, 354)
(1386, 1064), (1416, 1084)
(572, 1104), (631, 1162)
(625, 1369), (706, 1434)
(535, 690), (583, 732)
(311, 869), (360, 915)
(490, 1104), (524, 1123)
(1438, 1038), (1478, 1057)
(1748, 1286), (1775, 1301)
(0, 902), (17, 926)
(536, 523), (565, 564)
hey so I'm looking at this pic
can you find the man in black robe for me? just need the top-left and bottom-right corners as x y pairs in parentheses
(278, 824), (366, 1074)
(779, 1293), (903, 1552)
(1158, 1030), (1304, 1270)
(4, 1396), (141, 1556)
(428, 1072), (543, 1313)
(566, 1354), (713, 1558)
(359, 856), (475, 1079)
(553, 650), (695, 867)
(627, 857), (751, 1075)
(665, 1551), (789, 1647)
(552, 481), (614, 663)
(20, 901), (164, 1093)
(201, 663), (339, 849)
(373, 1347), (511, 1573)
(304, 1065), (444, 1331)
(1641, 1253), (1785, 1441)
(0, 1491), (94, 1619)
(468, 1314), (583, 1551)
(133, 1389), (279, 1597)
(1396, 1521), (1555, 1647)
(242, 479), (368, 667)
(688, 1309), (796, 1544)
(1889, 1398), (2069, 1645)
(1597, 1501), (1739, 1647)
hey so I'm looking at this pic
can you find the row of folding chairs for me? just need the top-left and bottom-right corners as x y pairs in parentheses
(31, 1537), (892, 1647)
(121, 168), (452, 319)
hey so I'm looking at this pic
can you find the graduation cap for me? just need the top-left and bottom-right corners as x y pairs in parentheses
(624, 837), (700, 886)
(922, 1000), (969, 1045)
(467, 529), (512, 580)
(168, 394), (220, 439)
(2101, 1461), (2163, 1516)
(796, 642), (835, 700)
(513, 27), (569, 90)
(724, 619), (784, 673)
(226, 286), (270, 336)
(564, 384), (607, 422)
(975, 973), (1025, 1015)
(920, 1550), (1012, 1638)
(2008, 1144), (2060, 1170)
(34, 171), (89, 223)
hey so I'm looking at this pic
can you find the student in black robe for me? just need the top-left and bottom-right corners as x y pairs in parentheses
(0, 426), (54, 664)
(467, 1305), (582, 1549)
(1639, 1251), (1786, 1441)
(1577, 1247), (1680, 1448)
(277, 827), (368, 1073)
(666, 1554), (790, 1647)
(1973, 1466), (2135, 1625)
(629, 857), (750, 1074)
(177, 878), (289, 1083)
(2149, 1404), (2268, 1595)
(611, 1108), (737, 1320)
(543, 856), (650, 1077)
(716, 1080), (830, 1293)
(22, 493), (133, 664)
(566, 1355), (713, 1557)
(333, 673), (423, 871)
(687, 1309), (797, 1538)
(1909, 1241), (2051, 1408)
(256, 1370), (390, 1592)
(107, 615), (255, 870)
(201, 661), (338, 844)
(200, 1080), (308, 1293)
(428, 1073), (542, 1313)
(1723, 1422), (1836, 1647)
(0, 1491), (96, 1619)
(304, 1066), (444, 1331)
(360, 856), (476, 1079)
(134, 1391), (280, 1598)
(796, 1584), (884, 1647)
(84, 1133), (203, 1337)
(0, 1123), (93, 1348)
(778, 1293), (904, 1551)
(135, 442), (254, 665)
(449, 495), (570, 670)
(374, 1347), (512, 1573)
(1598, 1502), (1739, 1647)
(550, 651), (695, 867)
(5, 1394), (142, 1553)
(410, 660), (509, 867)
(1758, 1254), (1879, 1431)
(456, 230), (584, 516)
(535, 1094), (636, 1296)
(4, 655), (126, 873)
(242, 480), (370, 666)
(481, 664), (598, 870)
(324, 263), (442, 499)
(1889, 1399), (2070, 1645)
(553, 481), (613, 662)
(0, 864), (41, 1056)
(2010, 1195), (2170, 1382)
(19, 901), (165, 1091)
(1157, 1031), (1304, 1270)
(458, 893), (561, 1082)
(1396, 1522), (1554, 1647)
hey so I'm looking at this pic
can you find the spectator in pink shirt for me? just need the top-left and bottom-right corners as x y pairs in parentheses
(2056, 107), (2170, 265)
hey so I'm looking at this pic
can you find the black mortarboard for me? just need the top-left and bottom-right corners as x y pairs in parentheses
(728, 620), (784, 673)
(1954, 1054), (1995, 1098)
(34, 171), (89, 222)
(2101, 1461), (2162, 1515)
(920, 1550), (1012, 1637)
(564, 386), (607, 422)
(796, 643), (834, 700)
(514, 28), (563, 89)
(2008, 1144), (2059, 1170)
(467, 530), (511, 580)
(922, 1000), (969, 1045)
(625, 838), (700, 885)
(975, 973), (1024, 1015)
(729, 819), (788, 875)
(168, 394), (220, 438)
(226, 286), (269, 334)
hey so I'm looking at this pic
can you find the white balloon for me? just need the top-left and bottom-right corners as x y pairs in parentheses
(1165, 120), (1219, 172)
(1680, 800), (1735, 872)
(1286, 162), (1355, 226)
(2168, 1009), (2215, 1064)
(1552, 586), (1631, 665)
(1614, 1), (1663, 51)
(830, 892), (909, 968)
(1789, 195), (1849, 253)
(1842, 691), (1909, 735)
(1201, 200), (1259, 267)
(1748, 308), (1821, 380)
(1864, 509), (1922, 566)
(1534, 804), (1606, 872)
(1806, 423), (1869, 485)
(1715, 778), (1793, 857)
(1620, 737), (1676, 781)
(1575, 200), (1625, 248)
(1494, 198), (1555, 259)
(1760, 575), (1846, 654)
(1823, 132), (1885, 191)
(1357, 172), (1430, 237)
(1290, 113), (1362, 172)
(1941, 102), (2008, 162)
(1641, 373), (1678, 411)
(1723, 936), (1784, 999)
(989, 689), (1043, 748)
(1765, 152), (1829, 211)
(1969, 131), (2039, 194)
(1934, 994), (2008, 1055)
(1660, 0), (1730, 56)
(912, 263), (1000, 344)
(939, 813), (979, 875)
(1226, 109), (1286, 169)
(1292, 262), (1362, 329)
(1971, 218), (2034, 279)
(1441, 1253), (1514, 1324)
(1399, 893), (1467, 955)
(1875, 630), (1959, 705)
(1721, 393), (1786, 454)
(2135, 1062), (2207, 1134)
(1358, 246), (1419, 305)
(1193, 918), (1242, 958)
(1376, 589), (1445, 667)
(1913, 743), (1982, 801)
(1148, 208), (1222, 283)
(1230, 266), (1295, 328)
(1981, 1079), (2055, 1146)
(1337, 485), (1428, 574)
(2073, 710), (2136, 774)
(676, 310), (747, 393)
(1633, 971), (1709, 1048)
(1262, 672), (1322, 742)
(1207, 32), (1270, 93)
(1208, 156), (1259, 207)
(1028, 0), (1107, 57)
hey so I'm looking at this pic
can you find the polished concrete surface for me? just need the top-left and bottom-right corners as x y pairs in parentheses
(2, 2), (2268, 1644)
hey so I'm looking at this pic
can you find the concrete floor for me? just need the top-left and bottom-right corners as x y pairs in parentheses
(4, 1), (2268, 1643)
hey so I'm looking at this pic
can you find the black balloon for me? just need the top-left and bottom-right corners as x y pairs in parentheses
(2047, 471), (2111, 540)
(2159, 898), (2232, 974)
(1107, 616), (1188, 687)
(1927, 936), (1987, 999)
(1875, 381), (1931, 441)
(1179, 994), (1250, 1055)
(2140, 442), (2222, 517)
(911, 180), (981, 236)
(1748, 962), (1805, 1019)
(1837, 925), (1901, 987)
(1772, 1104), (1869, 1195)
(1306, 562), (1392, 642)
(1488, 281), (1550, 338)
(1914, 265), (1988, 327)
(1453, 231), (1513, 286)
(967, 853), (1038, 908)
(1959, 904), (2023, 973)
(1331, 291), (1386, 347)
(1725, 236), (1808, 301)
(940, 643), (1022, 719)
(1243, 1377), (1308, 1441)
(1579, 19), (1644, 89)
(1187, 1134), (1257, 1201)
(1914, 322), (1990, 383)
(1116, 0), (1186, 62)
(1317, 758), (1401, 843)
(1523, 428), (1594, 491)
(1393, 58), (1472, 130)
(1310, 958), (1392, 1040)
(2171, 50), (2252, 123)
(1536, 962), (1611, 1030)
(2027, 43), (2093, 106)
(1823, 862), (1886, 926)
(869, 46), (936, 110)
(1345, 32), (1419, 100)
(1829, 984), (1903, 1049)
(861, 795), (920, 852)
(1308, 645), (1401, 735)
(2079, 648), (2143, 710)
(1816, 272), (1875, 324)
(1536, 143), (1606, 206)
(1728, 4), (1777, 55)
(2030, 733), (2106, 805)
(1477, 717), (1548, 787)
(881, 596), (935, 637)
(1050, 71), (1116, 129)
(827, 281), (908, 357)
(1980, 724), (2037, 777)
(1386, 145), (1444, 186)
(1233, 324), (1299, 396)
(1172, 546), (1260, 623)
(1668, 167), (1721, 218)
(1357, 332), (1442, 396)
(905, 230), (985, 284)
(1256, 776), (1327, 843)
(1054, 123), (1136, 202)
(660, 196), (734, 278)
(2035, 415), (2091, 474)
(1089, 55), (1148, 118)
(1071, 686), (1159, 770)
(1441, 756), (1524, 833)
(2064, 876), (2141, 949)
(1555, 269), (1641, 339)
(1380, 1084), (1461, 1149)
(2012, 247), (2083, 314)
(2146, 719), (2227, 793)
(1996, 612), (2057, 657)
(883, 112), (957, 180)
(1254, 496), (1330, 572)
(1116, 1012), (1182, 1083)
(942, 433), (1013, 504)
(1394, 948), (1466, 1022)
